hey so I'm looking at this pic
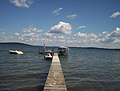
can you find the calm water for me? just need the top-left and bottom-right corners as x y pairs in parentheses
(0, 44), (120, 91)
(60, 48), (120, 91)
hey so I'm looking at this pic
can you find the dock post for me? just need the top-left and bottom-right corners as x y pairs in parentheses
(43, 53), (67, 91)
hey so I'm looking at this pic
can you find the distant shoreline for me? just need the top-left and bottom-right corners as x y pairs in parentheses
(0, 42), (120, 50)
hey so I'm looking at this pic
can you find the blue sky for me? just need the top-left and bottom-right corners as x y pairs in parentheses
(0, 0), (120, 48)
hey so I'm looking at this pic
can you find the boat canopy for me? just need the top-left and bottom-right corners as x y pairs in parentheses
(58, 46), (69, 50)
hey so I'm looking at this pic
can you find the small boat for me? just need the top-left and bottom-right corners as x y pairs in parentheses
(58, 46), (69, 56)
(44, 53), (52, 60)
(39, 50), (45, 54)
(9, 50), (24, 54)
(44, 50), (53, 60)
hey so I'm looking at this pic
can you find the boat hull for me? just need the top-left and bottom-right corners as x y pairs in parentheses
(9, 50), (23, 55)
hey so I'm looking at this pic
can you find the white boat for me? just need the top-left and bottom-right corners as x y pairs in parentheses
(44, 50), (53, 60)
(44, 53), (52, 60)
(58, 46), (69, 56)
(9, 50), (24, 54)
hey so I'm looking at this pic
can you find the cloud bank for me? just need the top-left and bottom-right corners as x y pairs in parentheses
(13, 25), (42, 43)
(73, 27), (120, 48)
(1, 24), (120, 48)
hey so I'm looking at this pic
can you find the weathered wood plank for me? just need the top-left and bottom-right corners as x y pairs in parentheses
(43, 53), (67, 91)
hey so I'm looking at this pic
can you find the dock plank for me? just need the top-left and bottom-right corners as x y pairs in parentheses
(43, 53), (67, 91)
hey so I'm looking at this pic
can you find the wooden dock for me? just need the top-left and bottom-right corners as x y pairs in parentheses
(43, 53), (67, 91)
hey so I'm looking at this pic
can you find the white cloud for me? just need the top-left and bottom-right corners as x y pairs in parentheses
(14, 33), (20, 36)
(52, 7), (63, 15)
(57, 35), (64, 39)
(73, 32), (98, 47)
(110, 11), (120, 18)
(43, 32), (52, 38)
(74, 28), (118, 45)
(10, 0), (34, 8)
(74, 32), (87, 38)
(110, 27), (120, 37)
(78, 25), (86, 29)
(93, 27), (120, 45)
(89, 33), (97, 38)
(67, 14), (77, 19)
(97, 28), (120, 44)
(98, 33), (114, 43)
(23, 25), (42, 33)
(48, 21), (72, 35)
(74, 32), (97, 38)
(114, 38), (120, 43)
(22, 26), (42, 38)
(12, 25), (42, 43)
(22, 32), (35, 37)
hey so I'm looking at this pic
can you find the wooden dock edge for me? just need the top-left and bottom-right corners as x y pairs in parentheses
(43, 53), (67, 91)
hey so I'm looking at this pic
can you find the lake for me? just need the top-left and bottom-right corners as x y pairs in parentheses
(0, 43), (120, 91)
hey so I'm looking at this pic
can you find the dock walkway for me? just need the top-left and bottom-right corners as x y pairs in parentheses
(43, 53), (67, 91)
